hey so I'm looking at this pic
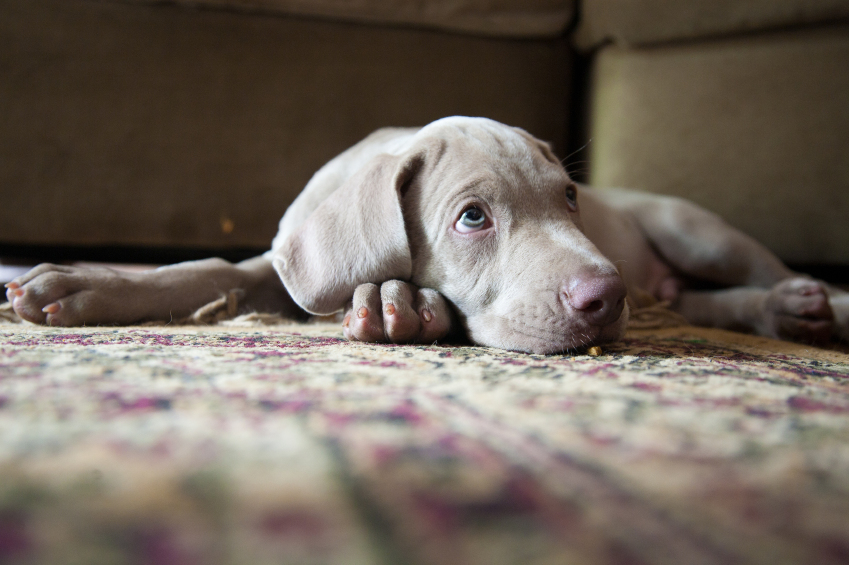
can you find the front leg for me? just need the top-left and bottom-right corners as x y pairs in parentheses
(5, 256), (299, 326)
(343, 280), (454, 344)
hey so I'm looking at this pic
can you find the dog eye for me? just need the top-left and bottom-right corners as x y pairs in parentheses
(565, 184), (578, 211)
(456, 206), (487, 233)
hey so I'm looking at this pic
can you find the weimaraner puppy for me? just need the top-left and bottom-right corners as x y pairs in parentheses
(6, 117), (849, 353)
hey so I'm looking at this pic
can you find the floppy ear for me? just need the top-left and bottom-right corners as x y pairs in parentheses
(271, 152), (421, 314)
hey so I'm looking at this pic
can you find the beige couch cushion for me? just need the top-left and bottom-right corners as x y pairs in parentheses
(122, 0), (575, 37)
(587, 26), (849, 264)
(1, 0), (571, 251)
(575, 0), (849, 48)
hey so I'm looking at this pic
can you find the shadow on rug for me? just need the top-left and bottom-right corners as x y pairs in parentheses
(0, 320), (848, 565)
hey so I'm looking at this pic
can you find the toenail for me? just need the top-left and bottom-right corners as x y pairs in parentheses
(343, 315), (351, 328)
(5, 282), (19, 289)
(385, 304), (396, 315)
(357, 307), (368, 319)
(42, 303), (61, 314)
(421, 309), (433, 322)
(13, 289), (23, 297)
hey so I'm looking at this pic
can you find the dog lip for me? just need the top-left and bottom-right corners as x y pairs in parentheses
(469, 297), (630, 354)
(527, 305), (629, 354)
(494, 320), (611, 354)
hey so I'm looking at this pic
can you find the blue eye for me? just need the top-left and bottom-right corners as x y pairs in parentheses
(455, 206), (487, 233)
(460, 208), (484, 227)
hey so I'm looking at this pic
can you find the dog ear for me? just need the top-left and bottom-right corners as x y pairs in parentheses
(271, 152), (422, 315)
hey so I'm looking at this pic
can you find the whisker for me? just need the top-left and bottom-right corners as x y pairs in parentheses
(564, 162), (590, 175)
(560, 139), (593, 165)
(565, 169), (590, 179)
(490, 313), (594, 350)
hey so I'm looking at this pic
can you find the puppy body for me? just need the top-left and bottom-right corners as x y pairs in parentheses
(7, 117), (848, 353)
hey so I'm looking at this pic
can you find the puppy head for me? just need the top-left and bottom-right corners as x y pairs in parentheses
(274, 117), (628, 353)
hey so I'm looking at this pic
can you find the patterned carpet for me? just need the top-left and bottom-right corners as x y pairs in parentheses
(1, 319), (848, 565)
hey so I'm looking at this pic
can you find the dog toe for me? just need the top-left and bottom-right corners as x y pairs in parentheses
(8, 264), (151, 327)
(344, 283), (386, 342)
(764, 278), (835, 342)
(342, 281), (455, 345)
(11, 271), (81, 324)
(416, 288), (452, 344)
(382, 301), (420, 343)
(380, 281), (420, 343)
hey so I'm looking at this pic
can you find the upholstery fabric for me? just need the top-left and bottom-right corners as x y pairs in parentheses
(0, 0), (571, 250)
(587, 25), (849, 264)
(575, 0), (849, 48)
(119, 0), (575, 38)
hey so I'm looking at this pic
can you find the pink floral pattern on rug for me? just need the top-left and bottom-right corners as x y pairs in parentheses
(1, 323), (848, 565)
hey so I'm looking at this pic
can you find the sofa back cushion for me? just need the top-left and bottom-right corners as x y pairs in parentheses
(121, 0), (575, 37)
(575, 0), (849, 48)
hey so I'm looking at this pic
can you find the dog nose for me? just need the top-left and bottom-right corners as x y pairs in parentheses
(562, 274), (627, 326)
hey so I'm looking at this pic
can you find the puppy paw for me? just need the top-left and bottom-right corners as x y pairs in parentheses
(760, 278), (834, 343)
(5, 263), (135, 326)
(342, 281), (453, 344)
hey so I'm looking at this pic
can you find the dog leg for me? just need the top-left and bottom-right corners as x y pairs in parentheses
(606, 189), (849, 342)
(674, 278), (844, 343)
(343, 280), (453, 344)
(606, 188), (794, 287)
(5, 256), (299, 326)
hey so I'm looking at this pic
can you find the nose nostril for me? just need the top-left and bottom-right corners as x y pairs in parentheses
(562, 273), (627, 326)
(584, 299), (604, 313)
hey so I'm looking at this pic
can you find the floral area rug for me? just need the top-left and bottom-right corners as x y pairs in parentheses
(1, 321), (848, 565)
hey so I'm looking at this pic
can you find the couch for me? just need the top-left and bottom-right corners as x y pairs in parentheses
(3, 0), (847, 272)
(577, 0), (849, 268)
(0, 0), (572, 256)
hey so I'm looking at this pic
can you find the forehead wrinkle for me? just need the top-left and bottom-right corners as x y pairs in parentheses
(475, 168), (561, 218)
(423, 170), (491, 218)
(417, 128), (566, 232)
(486, 149), (564, 202)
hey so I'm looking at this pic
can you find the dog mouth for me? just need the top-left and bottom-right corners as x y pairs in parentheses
(470, 302), (630, 355)
(513, 320), (625, 354)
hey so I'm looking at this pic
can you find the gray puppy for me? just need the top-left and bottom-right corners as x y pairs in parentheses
(7, 117), (848, 353)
